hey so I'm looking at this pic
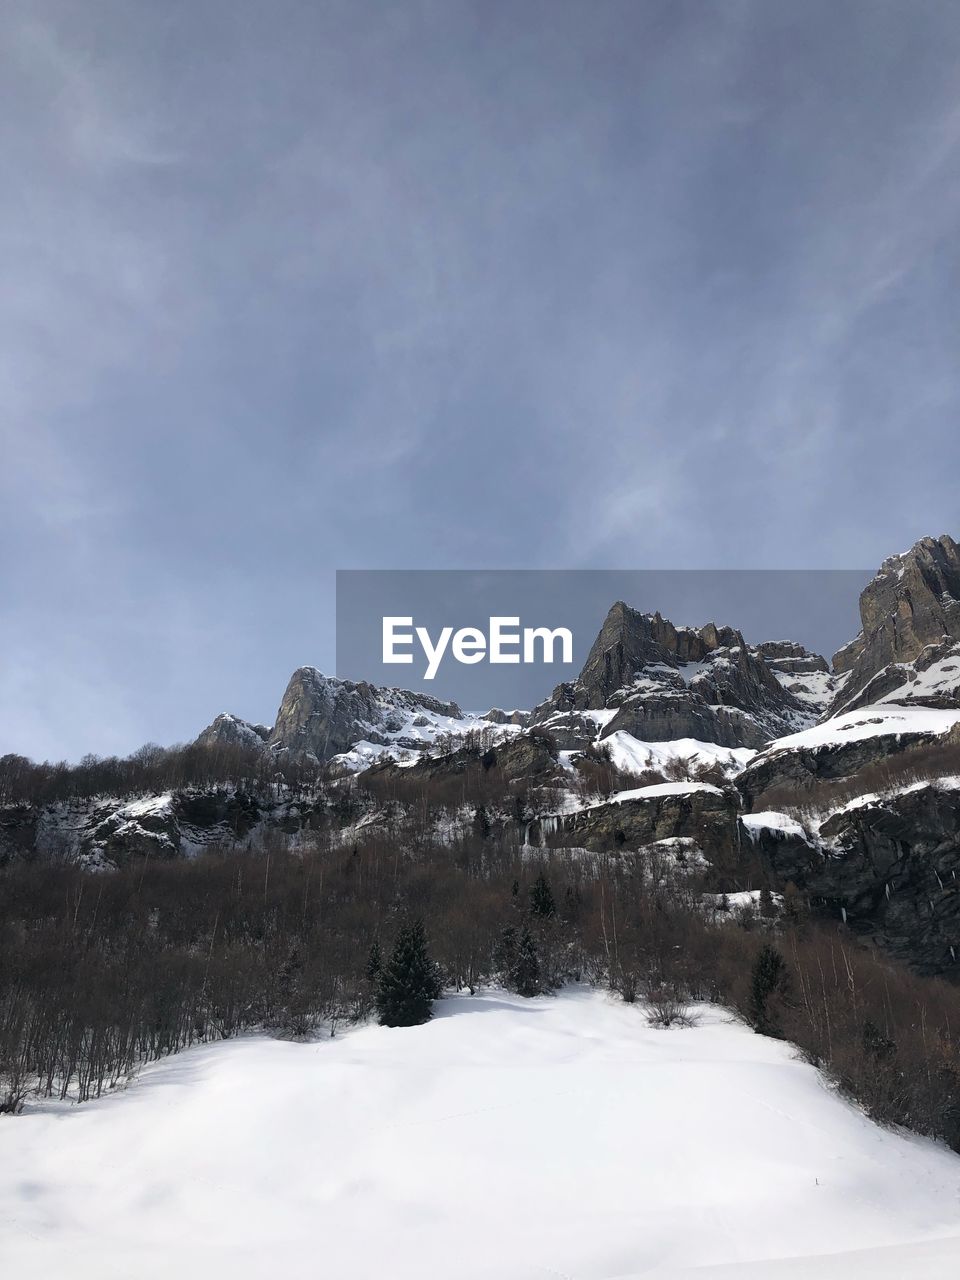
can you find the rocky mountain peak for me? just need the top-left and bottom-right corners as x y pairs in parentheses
(266, 668), (465, 762)
(199, 668), (470, 765)
(196, 713), (272, 752)
(577, 603), (743, 706)
(831, 534), (960, 714)
(532, 604), (820, 750)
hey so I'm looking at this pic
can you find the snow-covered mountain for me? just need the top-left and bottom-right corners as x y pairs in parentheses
(832, 533), (960, 714)
(198, 606), (840, 770)
(528, 605), (838, 752)
(197, 666), (515, 769)
(6, 534), (960, 973)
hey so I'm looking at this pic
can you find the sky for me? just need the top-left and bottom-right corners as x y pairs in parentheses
(2, 0), (959, 761)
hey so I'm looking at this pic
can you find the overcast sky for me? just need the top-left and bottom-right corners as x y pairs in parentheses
(2, 0), (959, 761)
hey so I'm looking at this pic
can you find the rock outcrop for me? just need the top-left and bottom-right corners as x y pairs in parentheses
(196, 713), (272, 751)
(736, 725), (948, 809)
(818, 784), (960, 974)
(363, 729), (562, 790)
(0, 789), (279, 870)
(201, 668), (470, 764)
(531, 604), (816, 750)
(483, 708), (531, 727)
(527, 783), (740, 854)
(744, 785), (960, 977)
(832, 534), (960, 713)
(18, 529), (960, 981)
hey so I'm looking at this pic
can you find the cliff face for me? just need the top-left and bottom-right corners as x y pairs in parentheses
(198, 668), (470, 764)
(832, 535), (960, 714)
(196, 714), (272, 751)
(531, 603), (828, 750)
(745, 782), (960, 978)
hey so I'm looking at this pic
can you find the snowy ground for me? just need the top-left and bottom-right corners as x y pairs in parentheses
(603, 731), (755, 779)
(2, 989), (960, 1280)
(756, 701), (960, 755)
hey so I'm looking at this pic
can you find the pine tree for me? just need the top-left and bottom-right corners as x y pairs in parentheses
(375, 920), (442, 1027)
(494, 924), (518, 976)
(749, 943), (789, 1036)
(472, 805), (492, 839)
(366, 939), (383, 984)
(862, 1018), (896, 1061)
(511, 923), (541, 997)
(529, 872), (556, 919)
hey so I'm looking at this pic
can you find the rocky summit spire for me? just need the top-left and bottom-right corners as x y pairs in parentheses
(832, 534), (960, 713)
(531, 601), (823, 750)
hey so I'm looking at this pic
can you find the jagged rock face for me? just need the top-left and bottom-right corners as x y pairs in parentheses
(196, 713), (272, 751)
(572, 605), (747, 705)
(364, 731), (561, 788)
(736, 730), (942, 809)
(531, 604), (814, 750)
(267, 668), (464, 762)
(757, 642), (842, 720)
(756, 641), (830, 673)
(0, 790), (277, 870)
(819, 786), (960, 975)
(483, 708), (531, 727)
(832, 637), (960, 716)
(832, 534), (960, 713)
(745, 786), (960, 977)
(527, 784), (740, 853)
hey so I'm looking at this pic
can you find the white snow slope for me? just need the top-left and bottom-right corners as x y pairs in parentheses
(2, 989), (959, 1280)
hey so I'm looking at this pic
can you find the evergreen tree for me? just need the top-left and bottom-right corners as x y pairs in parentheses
(862, 1018), (896, 1061)
(494, 924), (518, 976)
(277, 944), (303, 1001)
(375, 920), (442, 1027)
(276, 945), (310, 1036)
(366, 939), (383, 984)
(472, 805), (492, 840)
(749, 943), (789, 1036)
(529, 872), (555, 919)
(562, 884), (582, 924)
(511, 923), (542, 997)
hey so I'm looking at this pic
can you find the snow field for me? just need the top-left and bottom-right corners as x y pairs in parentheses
(2, 989), (960, 1279)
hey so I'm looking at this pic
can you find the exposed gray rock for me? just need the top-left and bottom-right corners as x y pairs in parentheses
(531, 603), (814, 750)
(744, 785), (960, 977)
(483, 708), (531, 727)
(0, 789), (284, 870)
(0, 783), (337, 875)
(363, 730), (561, 789)
(757, 643), (840, 720)
(196, 713), (272, 751)
(832, 534), (960, 714)
(267, 668), (463, 762)
(527, 784), (741, 853)
(817, 784), (960, 974)
(739, 818), (823, 886)
(736, 729), (944, 809)
(198, 671), (469, 766)
(756, 641), (830, 673)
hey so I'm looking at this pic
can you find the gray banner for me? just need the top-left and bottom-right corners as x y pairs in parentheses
(336, 569), (870, 712)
